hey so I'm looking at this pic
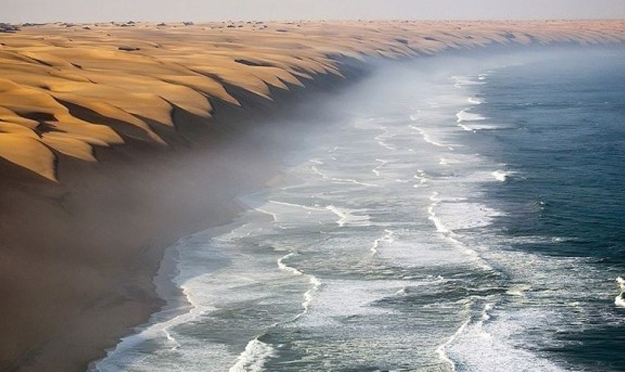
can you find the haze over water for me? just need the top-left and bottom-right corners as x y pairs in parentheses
(94, 47), (625, 372)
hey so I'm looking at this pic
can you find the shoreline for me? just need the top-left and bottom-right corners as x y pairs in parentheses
(0, 52), (373, 372)
(91, 112), (334, 370)
(1, 21), (624, 372)
(90, 55), (374, 369)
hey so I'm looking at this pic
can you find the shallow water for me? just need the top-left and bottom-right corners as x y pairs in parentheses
(94, 47), (625, 372)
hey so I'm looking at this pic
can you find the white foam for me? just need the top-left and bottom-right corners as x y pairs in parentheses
(427, 192), (450, 234)
(326, 205), (371, 227)
(463, 123), (503, 131)
(396, 276), (447, 297)
(377, 140), (396, 151)
(269, 200), (326, 213)
(435, 317), (472, 372)
(297, 278), (408, 328)
(451, 75), (486, 88)
(312, 165), (379, 188)
(374, 126), (397, 151)
(446, 308), (571, 372)
(311, 165), (328, 179)
(506, 284), (532, 297)
(456, 109), (501, 132)
(212, 223), (262, 243)
(409, 125), (446, 148)
(370, 229), (395, 256)
(277, 253), (321, 317)
(228, 338), (276, 372)
(371, 158), (389, 177)
(302, 276), (322, 312)
(481, 303), (495, 321)
(426, 192), (500, 271)
(616, 277), (625, 308)
(435, 202), (503, 231)
(254, 206), (280, 223)
(394, 287), (407, 296)
(456, 109), (486, 123)
(468, 97), (482, 105)
(278, 253), (303, 276)
(505, 235), (575, 245)
(492, 170), (511, 182)
(412, 169), (429, 188)
(249, 199), (334, 228)
(456, 108), (498, 132)
(457, 123), (474, 132)
(435, 153), (478, 167)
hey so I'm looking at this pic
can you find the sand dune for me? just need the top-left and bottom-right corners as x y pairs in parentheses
(1, 20), (624, 372)
(0, 21), (624, 180)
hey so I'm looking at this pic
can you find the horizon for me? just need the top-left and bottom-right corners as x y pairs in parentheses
(6, 18), (625, 26)
(3, 0), (625, 24)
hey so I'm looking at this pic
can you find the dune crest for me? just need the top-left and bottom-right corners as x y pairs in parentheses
(0, 20), (624, 180)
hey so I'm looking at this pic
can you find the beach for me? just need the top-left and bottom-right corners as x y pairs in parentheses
(1, 21), (624, 372)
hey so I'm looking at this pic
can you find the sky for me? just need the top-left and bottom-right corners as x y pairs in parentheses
(3, 0), (624, 24)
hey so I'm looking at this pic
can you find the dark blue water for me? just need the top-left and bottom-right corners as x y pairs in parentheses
(473, 48), (625, 371)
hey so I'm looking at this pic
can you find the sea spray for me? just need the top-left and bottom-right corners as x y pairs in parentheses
(616, 277), (625, 308)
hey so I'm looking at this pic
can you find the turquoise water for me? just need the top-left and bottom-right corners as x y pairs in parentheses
(93, 47), (625, 372)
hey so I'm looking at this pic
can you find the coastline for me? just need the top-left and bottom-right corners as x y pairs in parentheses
(0, 54), (372, 372)
(1, 21), (624, 372)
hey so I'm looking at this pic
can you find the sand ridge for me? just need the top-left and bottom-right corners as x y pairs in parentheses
(0, 20), (624, 181)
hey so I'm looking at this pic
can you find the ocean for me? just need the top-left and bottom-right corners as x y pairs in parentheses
(93, 47), (625, 372)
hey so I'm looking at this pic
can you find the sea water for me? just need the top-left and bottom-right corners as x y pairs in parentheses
(94, 47), (625, 372)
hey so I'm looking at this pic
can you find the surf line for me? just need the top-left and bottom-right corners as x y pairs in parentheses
(326, 205), (371, 227)
(370, 229), (395, 256)
(435, 302), (496, 372)
(277, 252), (322, 318)
(426, 191), (495, 271)
(229, 253), (322, 372)
(372, 158), (389, 177)
(228, 338), (276, 372)
(312, 165), (380, 188)
(374, 125), (397, 151)
(435, 317), (471, 372)
(409, 125), (449, 149)
(456, 109), (486, 131)
(616, 277), (625, 308)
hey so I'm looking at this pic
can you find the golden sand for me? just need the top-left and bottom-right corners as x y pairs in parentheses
(0, 20), (624, 181)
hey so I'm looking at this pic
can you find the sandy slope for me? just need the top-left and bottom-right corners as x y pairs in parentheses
(0, 20), (624, 372)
